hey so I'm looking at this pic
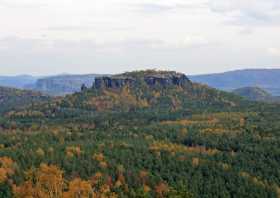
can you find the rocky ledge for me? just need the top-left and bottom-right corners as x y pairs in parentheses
(93, 70), (191, 89)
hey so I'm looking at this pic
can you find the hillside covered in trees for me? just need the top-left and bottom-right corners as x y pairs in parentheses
(0, 86), (50, 114)
(0, 70), (279, 198)
(232, 87), (280, 102)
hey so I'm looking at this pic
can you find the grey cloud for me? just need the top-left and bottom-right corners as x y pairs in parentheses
(209, 0), (280, 13)
(1, 36), (276, 75)
(0, 37), (201, 74)
(209, 0), (280, 27)
(224, 14), (280, 27)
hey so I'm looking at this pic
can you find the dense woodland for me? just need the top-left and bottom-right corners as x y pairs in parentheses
(0, 70), (280, 198)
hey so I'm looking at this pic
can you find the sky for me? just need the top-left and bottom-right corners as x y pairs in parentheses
(0, 0), (280, 75)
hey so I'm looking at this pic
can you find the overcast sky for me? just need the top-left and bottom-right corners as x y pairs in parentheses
(0, 0), (280, 75)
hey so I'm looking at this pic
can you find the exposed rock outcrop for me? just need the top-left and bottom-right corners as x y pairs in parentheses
(144, 74), (190, 86)
(94, 77), (136, 89)
(93, 71), (191, 89)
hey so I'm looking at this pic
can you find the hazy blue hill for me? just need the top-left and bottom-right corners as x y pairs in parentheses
(232, 86), (280, 103)
(32, 74), (104, 96)
(189, 69), (280, 96)
(232, 87), (272, 101)
(3, 68), (280, 97)
(0, 74), (105, 96)
(0, 75), (38, 89)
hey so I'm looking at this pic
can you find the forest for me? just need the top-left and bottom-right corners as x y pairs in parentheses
(0, 70), (279, 198)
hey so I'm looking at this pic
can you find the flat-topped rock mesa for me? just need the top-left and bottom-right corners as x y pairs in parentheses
(93, 71), (192, 89)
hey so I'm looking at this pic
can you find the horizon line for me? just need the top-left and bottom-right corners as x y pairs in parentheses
(1, 67), (280, 77)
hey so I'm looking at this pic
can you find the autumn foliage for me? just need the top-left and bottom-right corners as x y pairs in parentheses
(0, 157), (15, 184)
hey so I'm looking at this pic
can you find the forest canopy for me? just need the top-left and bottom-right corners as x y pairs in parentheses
(0, 70), (279, 198)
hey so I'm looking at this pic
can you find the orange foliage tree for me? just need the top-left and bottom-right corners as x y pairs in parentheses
(13, 163), (64, 198)
(63, 178), (92, 198)
(0, 157), (15, 184)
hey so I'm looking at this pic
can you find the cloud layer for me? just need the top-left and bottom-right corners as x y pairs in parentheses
(0, 0), (279, 75)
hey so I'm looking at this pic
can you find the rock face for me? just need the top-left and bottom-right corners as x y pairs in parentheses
(94, 77), (136, 89)
(93, 71), (191, 89)
(144, 74), (190, 86)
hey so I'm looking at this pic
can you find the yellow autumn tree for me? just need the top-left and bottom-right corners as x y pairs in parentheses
(35, 164), (64, 197)
(0, 157), (15, 184)
(63, 178), (93, 198)
(66, 146), (82, 158)
(36, 148), (45, 157)
(13, 163), (64, 198)
(0, 168), (8, 184)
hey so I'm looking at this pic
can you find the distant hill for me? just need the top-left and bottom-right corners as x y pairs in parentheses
(30, 74), (104, 96)
(0, 75), (38, 89)
(189, 69), (280, 96)
(0, 74), (104, 96)
(232, 87), (272, 101)
(3, 68), (280, 97)
(0, 86), (50, 114)
(232, 87), (280, 103)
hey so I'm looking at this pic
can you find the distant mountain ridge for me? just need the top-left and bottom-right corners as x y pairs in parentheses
(0, 74), (103, 96)
(1, 68), (280, 96)
(232, 86), (280, 103)
(189, 69), (280, 96)
(232, 87), (272, 101)
(30, 74), (103, 96)
(0, 75), (38, 89)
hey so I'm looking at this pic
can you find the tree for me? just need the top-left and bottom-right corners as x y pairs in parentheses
(13, 164), (64, 198)
(63, 178), (93, 198)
